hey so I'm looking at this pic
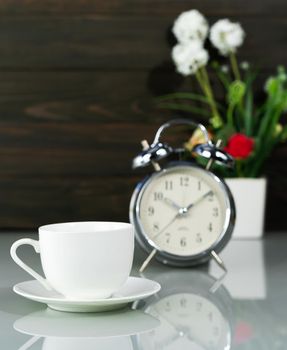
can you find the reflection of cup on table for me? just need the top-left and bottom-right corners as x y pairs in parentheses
(14, 308), (160, 350)
(10, 222), (134, 299)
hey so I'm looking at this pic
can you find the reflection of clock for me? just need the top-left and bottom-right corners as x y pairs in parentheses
(135, 270), (233, 350)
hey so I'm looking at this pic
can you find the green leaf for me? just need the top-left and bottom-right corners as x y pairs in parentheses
(215, 125), (236, 145)
(256, 102), (274, 139)
(245, 89), (253, 136)
(248, 135), (279, 177)
(157, 103), (210, 118)
(156, 92), (225, 111)
(265, 77), (278, 96)
(281, 91), (287, 110)
(281, 125), (287, 141)
(156, 92), (210, 104)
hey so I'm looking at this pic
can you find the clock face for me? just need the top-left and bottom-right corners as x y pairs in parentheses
(135, 165), (232, 257)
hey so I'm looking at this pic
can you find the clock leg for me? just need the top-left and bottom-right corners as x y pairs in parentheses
(139, 248), (157, 272)
(211, 250), (227, 272)
(17, 336), (41, 350)
(209, 250), (228, 293)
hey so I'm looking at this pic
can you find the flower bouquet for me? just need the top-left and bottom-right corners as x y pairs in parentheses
(158, 10), (287, 178)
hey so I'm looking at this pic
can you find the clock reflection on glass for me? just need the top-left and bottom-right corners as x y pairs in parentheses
(135, 270), (234, 350)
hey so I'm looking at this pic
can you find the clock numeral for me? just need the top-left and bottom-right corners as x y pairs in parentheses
(165, 180), (173, 190)
(213, 207), (219, 217)
(208, 222), (213, 232)
(153, 222), (160, 231)
(208, 192), (214, 202)
(148, 206), (154, 216)
(165, 232), (171, 243)
(180, 297), (187, 308)
(165, 301), (171, 312)
(213, 326), (219, 336)
(208, 312), (213, 321)
(196, 302), (202, 311)
(196, 233), (202, 243)
(180, 237), (187, 247)
(180, 176), (189, 187)
(153, 192), (163, 201)
(198, 181), (201, 191)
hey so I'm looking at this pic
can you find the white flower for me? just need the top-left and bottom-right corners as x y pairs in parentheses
(210, 19), (245, 56)
(240, 61), (250, 70)
(221, 65), (229, 73)
(172, 10), (209, 43)
(172, 42), (209, 76)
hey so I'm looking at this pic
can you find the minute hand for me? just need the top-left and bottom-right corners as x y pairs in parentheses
(185, 190), (213, 211)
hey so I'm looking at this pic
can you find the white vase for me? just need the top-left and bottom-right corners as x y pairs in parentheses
(225, 178), (267, 239)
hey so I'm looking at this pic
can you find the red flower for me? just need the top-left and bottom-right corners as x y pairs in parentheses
(224, 133), (254, 159)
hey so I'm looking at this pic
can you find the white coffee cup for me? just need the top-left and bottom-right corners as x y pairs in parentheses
(10, 222), (134, 300)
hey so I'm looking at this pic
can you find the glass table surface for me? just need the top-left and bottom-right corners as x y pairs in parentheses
(0, 233), (286, 349)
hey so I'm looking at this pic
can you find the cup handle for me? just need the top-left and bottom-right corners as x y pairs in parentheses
(10, 238), (52, 291)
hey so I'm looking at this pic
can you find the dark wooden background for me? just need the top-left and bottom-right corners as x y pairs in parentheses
(0, 0), (286, 231)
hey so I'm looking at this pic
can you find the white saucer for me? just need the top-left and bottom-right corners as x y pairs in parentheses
(13, 277), (161, 313)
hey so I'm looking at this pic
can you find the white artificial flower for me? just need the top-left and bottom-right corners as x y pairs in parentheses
(221, 65), (229, 73)
(176, 63), (194, 76)
(210, 19), (245, 56)
(172, 42), (209, 76)
(240, 61), (250, 70)
(172, 9), (209, 44)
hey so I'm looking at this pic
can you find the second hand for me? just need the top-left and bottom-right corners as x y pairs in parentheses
(152, 212), (180, 240)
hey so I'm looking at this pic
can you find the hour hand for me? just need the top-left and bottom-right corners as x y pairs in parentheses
(163, 197), (182, 211)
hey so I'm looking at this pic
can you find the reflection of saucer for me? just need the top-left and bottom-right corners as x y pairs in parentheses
(14, 308), (160, 338)
(13, 277), (161, 312)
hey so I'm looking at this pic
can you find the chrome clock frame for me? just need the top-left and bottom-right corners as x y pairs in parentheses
(129, 162), (236, 267)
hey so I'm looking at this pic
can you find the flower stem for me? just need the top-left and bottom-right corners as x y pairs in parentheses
(201, 67), (219, 116)
(229, 52), (241, 81)
(195, 70), (206, 93)
(196, 68), (222, 122)
(236, 160), (245, 177)
(195, 69), (216, 114)
(227, 103), (235, 126)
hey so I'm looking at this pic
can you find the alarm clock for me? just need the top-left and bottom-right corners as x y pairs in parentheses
(135, 270), (234, 350)
(130, 119), (235, 271)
